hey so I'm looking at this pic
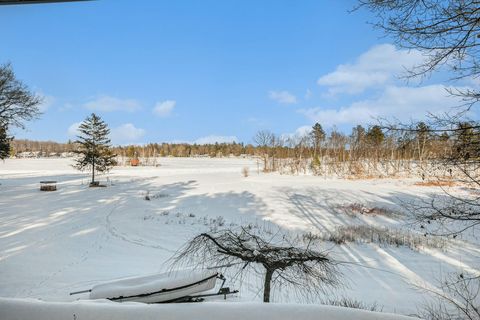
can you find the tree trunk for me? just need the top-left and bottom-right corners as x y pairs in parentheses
(92, 156), (95, 184)
(263, 268), (274, 302)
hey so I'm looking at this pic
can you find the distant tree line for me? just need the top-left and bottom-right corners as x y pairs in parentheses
(252, 122), (478, 178)
(10, 139), (255, 159)
(10, 121), (478, 177)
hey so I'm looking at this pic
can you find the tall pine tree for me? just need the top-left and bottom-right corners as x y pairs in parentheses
(311, 122), (325, 157)
(0, 126), (11, 160)
(74, 113), (116, 186)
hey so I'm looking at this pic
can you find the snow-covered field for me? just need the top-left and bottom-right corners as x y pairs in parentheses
(1, 158), (479, 317)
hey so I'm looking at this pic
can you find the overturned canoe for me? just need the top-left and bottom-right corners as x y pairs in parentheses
(89, 270), (219, 303)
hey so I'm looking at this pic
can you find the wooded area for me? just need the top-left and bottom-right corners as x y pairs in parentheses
(10, 121), (478, 178)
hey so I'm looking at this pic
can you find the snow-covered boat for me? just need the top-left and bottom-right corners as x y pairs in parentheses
(87, 270), (221, 303)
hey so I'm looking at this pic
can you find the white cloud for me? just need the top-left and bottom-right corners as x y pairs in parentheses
(268, 90), (298, 104)
(58, 103), (74, 112)
(317, 44), (425, 95)
(38, 93), (55, 112)
(247, 117), (268, 127)
(153, 100), (176, 117)
(67, 122), (146, 145)
(67, 122), (81, 137)
(84, 95), (140, 112)
(299, 85), (465, 126)
(110, 123), (146, 145)
(194, 135), (238, 145)
(304, 89), (312, 100)
(281, 125), (312, 141)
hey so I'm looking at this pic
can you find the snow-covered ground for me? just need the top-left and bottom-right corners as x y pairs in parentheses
(0, 298), (416, 320)
(1, 158), (479, 317)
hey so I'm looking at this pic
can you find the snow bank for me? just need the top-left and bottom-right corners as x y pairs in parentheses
(0, 298), (418, 320)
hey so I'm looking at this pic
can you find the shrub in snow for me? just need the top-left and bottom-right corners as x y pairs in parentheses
(303, 225), (446, 250)
(322, 297), (383, 312)
(337, 203), (397, 217)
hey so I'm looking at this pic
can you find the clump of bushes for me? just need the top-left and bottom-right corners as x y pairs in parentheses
(337, 203), (397, 217)
(322, 297), (383, 312)
(144, 190), (169, 201)
(303, 225), (446, 250)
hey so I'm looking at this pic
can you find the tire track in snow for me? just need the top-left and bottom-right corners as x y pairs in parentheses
(25, 230), (108, 298)
(105, 200), (173, 253)
(20, 201), (118, 298)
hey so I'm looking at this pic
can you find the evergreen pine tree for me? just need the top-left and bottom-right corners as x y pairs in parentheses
(366, 125), (384, 147)
(311, 122), (325, 156)
(73, 113), (116, 186)
(0, 126), (11, 160)
(366, 125), (385, 162)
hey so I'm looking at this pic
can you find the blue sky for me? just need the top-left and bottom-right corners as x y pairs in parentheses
(0, 0), (470, 145)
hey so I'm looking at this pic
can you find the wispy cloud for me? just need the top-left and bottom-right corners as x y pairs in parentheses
(268, 90), (298, 104)
(153, 100), (176, 117)
(194, 135), (238, 144)
(84, 95), (140, 112)
(247, 117), (268, 127)
(58, 103), (74, 112)
(317, 44), (424, 95)
(67, 122), (81, 137)
(304, 89), (312, 100)
(299, 85), (464, 126)
(281, 125), (312, 141)
(67, 122), (146, 145)
(37, 93), (55, 112)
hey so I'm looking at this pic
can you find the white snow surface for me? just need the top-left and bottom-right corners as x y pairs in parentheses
(0, 298), (417, 320)
(1, 158), (479, 316)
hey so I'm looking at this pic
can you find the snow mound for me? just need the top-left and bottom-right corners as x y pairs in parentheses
(0, 298), (418, 320)
(89, 269), (218, 302)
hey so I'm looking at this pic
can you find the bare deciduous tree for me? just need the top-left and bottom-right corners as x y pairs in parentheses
(253, 130), (274, 172)
(0, 63), (42, 130)
(357, 0), (480, 106)
(0, 63), (42, 160)
(419, 273), (480, 320)
(172, 226), (340, 302)
(357, 2), (480, 318)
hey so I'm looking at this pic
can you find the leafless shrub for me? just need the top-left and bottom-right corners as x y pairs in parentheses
(303, 225), (446, 250)
(337, 203), (396, 217)
(417, 274), (480, 320)
(242, 166), (249, 177)
(322, 297), (383, 312)
(144, 190), (169, 201)
(332, 225), (446, 249)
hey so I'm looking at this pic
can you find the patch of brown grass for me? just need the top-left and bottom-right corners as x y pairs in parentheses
(414, 180), (456, 187)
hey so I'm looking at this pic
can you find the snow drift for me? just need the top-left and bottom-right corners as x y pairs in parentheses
(0, 298), (418, 320)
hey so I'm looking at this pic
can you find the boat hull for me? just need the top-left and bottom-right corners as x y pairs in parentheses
(89, 270), (218, 303)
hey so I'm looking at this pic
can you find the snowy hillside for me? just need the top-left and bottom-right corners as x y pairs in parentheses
(0, 158), (479, 316)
